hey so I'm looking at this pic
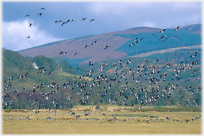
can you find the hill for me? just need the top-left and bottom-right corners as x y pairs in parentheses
(2, 47), (201, 110)
(18, 24), (201, 66)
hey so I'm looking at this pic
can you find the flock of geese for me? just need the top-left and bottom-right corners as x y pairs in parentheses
(2, 7), (201, 123)
(25, 8), (96, 38)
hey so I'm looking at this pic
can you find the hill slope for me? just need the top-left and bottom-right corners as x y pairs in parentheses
(18, 24), (201, 66)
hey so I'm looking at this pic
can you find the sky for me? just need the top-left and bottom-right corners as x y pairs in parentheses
(1, 1), (202, 51)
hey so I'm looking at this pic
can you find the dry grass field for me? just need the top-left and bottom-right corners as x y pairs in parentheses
(2, 105), (202, 134)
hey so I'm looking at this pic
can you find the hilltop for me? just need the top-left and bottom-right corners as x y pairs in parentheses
(18, 24), (201, 66)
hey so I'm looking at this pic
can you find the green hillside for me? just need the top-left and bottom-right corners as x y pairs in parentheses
(2, 48), (201, 110)
(115, 29), (201, 56)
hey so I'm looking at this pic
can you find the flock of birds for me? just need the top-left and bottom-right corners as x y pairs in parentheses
(25, 8), (96, 38)
(2, 7), (202, 124)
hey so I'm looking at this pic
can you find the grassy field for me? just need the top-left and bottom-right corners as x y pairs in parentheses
(2, 105), (202, 134)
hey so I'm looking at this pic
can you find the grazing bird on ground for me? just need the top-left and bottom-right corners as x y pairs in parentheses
(104, 45), (110, 50)
(81, 17), (87, 21)
(175, 26), (180, 31)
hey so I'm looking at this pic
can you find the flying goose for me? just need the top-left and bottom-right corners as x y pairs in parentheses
(81, 17), (87, 21)
(59, 51), (67, 55)
(84, 44), (90, 49)
(161, 38), (168, 42)
(37, 13), (42, 16)
(74, 51), (79, 55)
(55, 20), (62, 23)
(61, 21), (67, 26)
(160, 35), (166, 39)
(26, 36), (30, 38)
(29, 23), (32, 27)
(40, 7), (45, 10)
(159, 29), (166, 33)
(71, 19), (76, 22)
(90, 19), (96, 22)
(25, 14), (29, 17)
(175, 26), (180, 31)
(104, 45), (110, 50)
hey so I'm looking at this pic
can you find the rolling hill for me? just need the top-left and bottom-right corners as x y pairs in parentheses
(18, 24), (201, 66)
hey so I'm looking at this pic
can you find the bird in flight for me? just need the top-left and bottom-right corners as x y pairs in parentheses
(61, 22), (67, 26)
(74, 52), (79, 55)
(159, 29), (166, 33)
(37, 13), (42, 16)
(29, 23), (32, 27)
(175, 26), (180, 31)
(25, 14), (30, 17)
(104, 45), (110, 50)
(90, 19), (96, 23)
(59, 51), (67, 55)
(26, 36), (30, 38)
(41, 7), (45, 10)
(81, 17), (87, 21)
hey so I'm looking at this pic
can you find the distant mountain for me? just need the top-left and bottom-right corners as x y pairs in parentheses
(18, 24), (201, 66)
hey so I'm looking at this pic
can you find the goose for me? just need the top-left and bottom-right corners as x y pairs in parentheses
(160, 35), (166, 39)
(25, 14), (29, 17)
(61, 21), (67, 26)
(90, 19), (96, 22)
(23, 66), (31, 71)
(159, 29), (166, 33)
(59, 51), (67, 55)
(40, 7), (45, 10)
(91, 40), (97, 45)
(104, 45), (110, 50)
(84, 44), (90, 49)
(8, 76), (13, 80)
(26, 36), (30, 38)
(89, 62), (94, 66)
(81, 17), (87, 21)
(152, 33), (157, 36)
(55, 20), (62, 23)
(74, 51), (79, 55)
(48, 71), (54, 75)
(161, 38), (167, 42)
(71, 19), (76, 22)
(37, 13), (42, 16)
(29, 23), (32, 27)
(129, 43), (134, 47)
(138, 38), (143, 42)
(175, 26), (179, 31)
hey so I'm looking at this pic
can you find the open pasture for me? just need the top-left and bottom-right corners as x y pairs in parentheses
(2, 106), (202, 134)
